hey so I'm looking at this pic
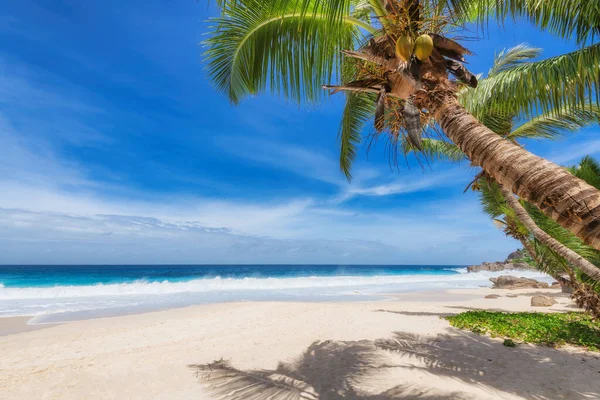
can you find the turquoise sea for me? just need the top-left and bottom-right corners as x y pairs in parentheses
(0, 264), (551, 324)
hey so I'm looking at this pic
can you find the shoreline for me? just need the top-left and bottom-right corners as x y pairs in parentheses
(0, 268), (555, 327)
(2, 287), (597, 399)
(0, 286), (552, 335)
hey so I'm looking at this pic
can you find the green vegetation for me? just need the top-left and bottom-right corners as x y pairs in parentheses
(446, 311), (600, 351)
(204, 0), (600, 251)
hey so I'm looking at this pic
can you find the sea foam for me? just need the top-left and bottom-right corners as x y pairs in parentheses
(0, 269), (552, 323)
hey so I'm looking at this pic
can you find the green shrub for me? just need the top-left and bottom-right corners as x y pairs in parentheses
(446, 311), (600, 351)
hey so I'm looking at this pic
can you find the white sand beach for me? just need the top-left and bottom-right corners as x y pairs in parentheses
(1, 287), (599, 400)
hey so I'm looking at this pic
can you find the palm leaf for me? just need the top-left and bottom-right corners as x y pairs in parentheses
(339, 91), (376, 181)
(204, 0), (373, 104)
(461, 0), (600, 44)
(525, 203), (600, 262)
(460, 43), (600, 119)
(487, 44), (541, 77)
(402, 138), (465, 162)
(478, 178), (507, 219)
(508, 104), (600, 140)
(569, 156), (600, 192)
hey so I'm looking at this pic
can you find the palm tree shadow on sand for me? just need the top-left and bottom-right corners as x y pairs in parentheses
(189, 331), (600, 400)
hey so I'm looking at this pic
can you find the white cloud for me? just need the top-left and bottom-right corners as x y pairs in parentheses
(0, 199), (516, 265)
(543, 138), (600, 165)
(0, 60), (103, 114)
(218, 136), (468, 204)
(0, 60), (517, 265)
(217, 136), (349, 186)
(0, 208), (411, 264)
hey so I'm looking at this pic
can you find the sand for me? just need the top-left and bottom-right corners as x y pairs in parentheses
(1, 287), (599, 400)
(0, 317), (56, 336)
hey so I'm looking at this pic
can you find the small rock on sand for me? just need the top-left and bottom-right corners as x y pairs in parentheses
(531, 295), (557, 307)
(485, 294), (501, 299)
(490, 275), (549, 289)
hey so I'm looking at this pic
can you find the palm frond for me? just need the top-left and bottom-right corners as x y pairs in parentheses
(569, 156), (600, 192)
(339, 92), (376, 180)
(460, 43), (600, 119)
(508, 104), (600, 140)
(478, 178), (506, 219)
(204, 0), (371, 104)
(351, 0), (386, 21)
(402, 138), (464, 162)
(525, 203), (600, 262)
(488, 44), (541, 77)
(477, 112), (513, 136)
(462, 0), (600, 44)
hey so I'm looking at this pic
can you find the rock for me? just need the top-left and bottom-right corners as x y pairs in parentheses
(551, 281), (561, 288)
(467, 261), (533, 273)
(485, 294), (501, 299)
(490, 275), (549, 289)
(531, 295), (557, 307)
(506, 294), (518, 298)
(467, 249), (535, 273)
(506, 249), (527, 262)
(562, 284), (574, 294)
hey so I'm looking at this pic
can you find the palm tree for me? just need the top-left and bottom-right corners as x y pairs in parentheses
(401, 44), (600, 283)
(478, 158), (600, 317)
(203, 0), (600, 250)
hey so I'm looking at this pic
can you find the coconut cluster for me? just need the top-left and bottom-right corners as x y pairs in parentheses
(395, 34), (434, 62)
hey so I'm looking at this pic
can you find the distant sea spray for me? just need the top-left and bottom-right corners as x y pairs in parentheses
(0, 264), (551, 324)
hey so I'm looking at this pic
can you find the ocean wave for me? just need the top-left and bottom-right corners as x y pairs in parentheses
(0, 269), (550, 301)
(443, 267), (469, 274)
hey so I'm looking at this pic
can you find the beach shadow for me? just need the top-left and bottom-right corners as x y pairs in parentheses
(444, 305), (506, 312)
(514, 291), (569, 299)
(190, 329), (600, 400)
(190, 339), (464, 399)
(374, 309), (455, 318)
(375, 330), (599, 400)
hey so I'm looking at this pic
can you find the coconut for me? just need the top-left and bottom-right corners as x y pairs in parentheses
(414, 34), (433, 61)
(394, 35), (413, 62)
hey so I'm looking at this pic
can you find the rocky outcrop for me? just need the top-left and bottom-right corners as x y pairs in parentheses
(467, 261), (533, 273)
(467, 249), (535, 273)
(506, 249), (527, 261)
(531, 295), (557, 307)
(490, 275), (549, 289)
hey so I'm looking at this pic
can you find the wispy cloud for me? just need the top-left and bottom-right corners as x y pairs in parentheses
(0, 120), (513, 265)
(0, 59), (103, 113)
(544, 137), (600, 165)
(0, 30), (518, 266)
(0, 208), (410, 265)
(218, 136), (467, 204)
(217, 136), (348, 186)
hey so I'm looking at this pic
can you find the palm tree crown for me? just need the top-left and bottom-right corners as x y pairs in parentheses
(204, 0), (600, 252)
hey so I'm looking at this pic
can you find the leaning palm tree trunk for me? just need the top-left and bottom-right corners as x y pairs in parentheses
(509, 194), (600, 318)
(518, 237), (571, 285)
(205, 0), (600, 253)
(493, 182), (600, 282)
(432, 97), (600, 254)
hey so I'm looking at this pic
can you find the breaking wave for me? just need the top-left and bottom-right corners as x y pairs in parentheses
(0, 269), (552, 323)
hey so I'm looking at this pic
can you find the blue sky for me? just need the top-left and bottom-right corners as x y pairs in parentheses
(0, 0), (598, 265)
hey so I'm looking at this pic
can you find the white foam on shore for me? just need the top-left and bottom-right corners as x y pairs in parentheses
(0, 270), (553, 322)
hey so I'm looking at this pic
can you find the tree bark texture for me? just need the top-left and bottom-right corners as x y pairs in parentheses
(433, 96), (600, 254)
